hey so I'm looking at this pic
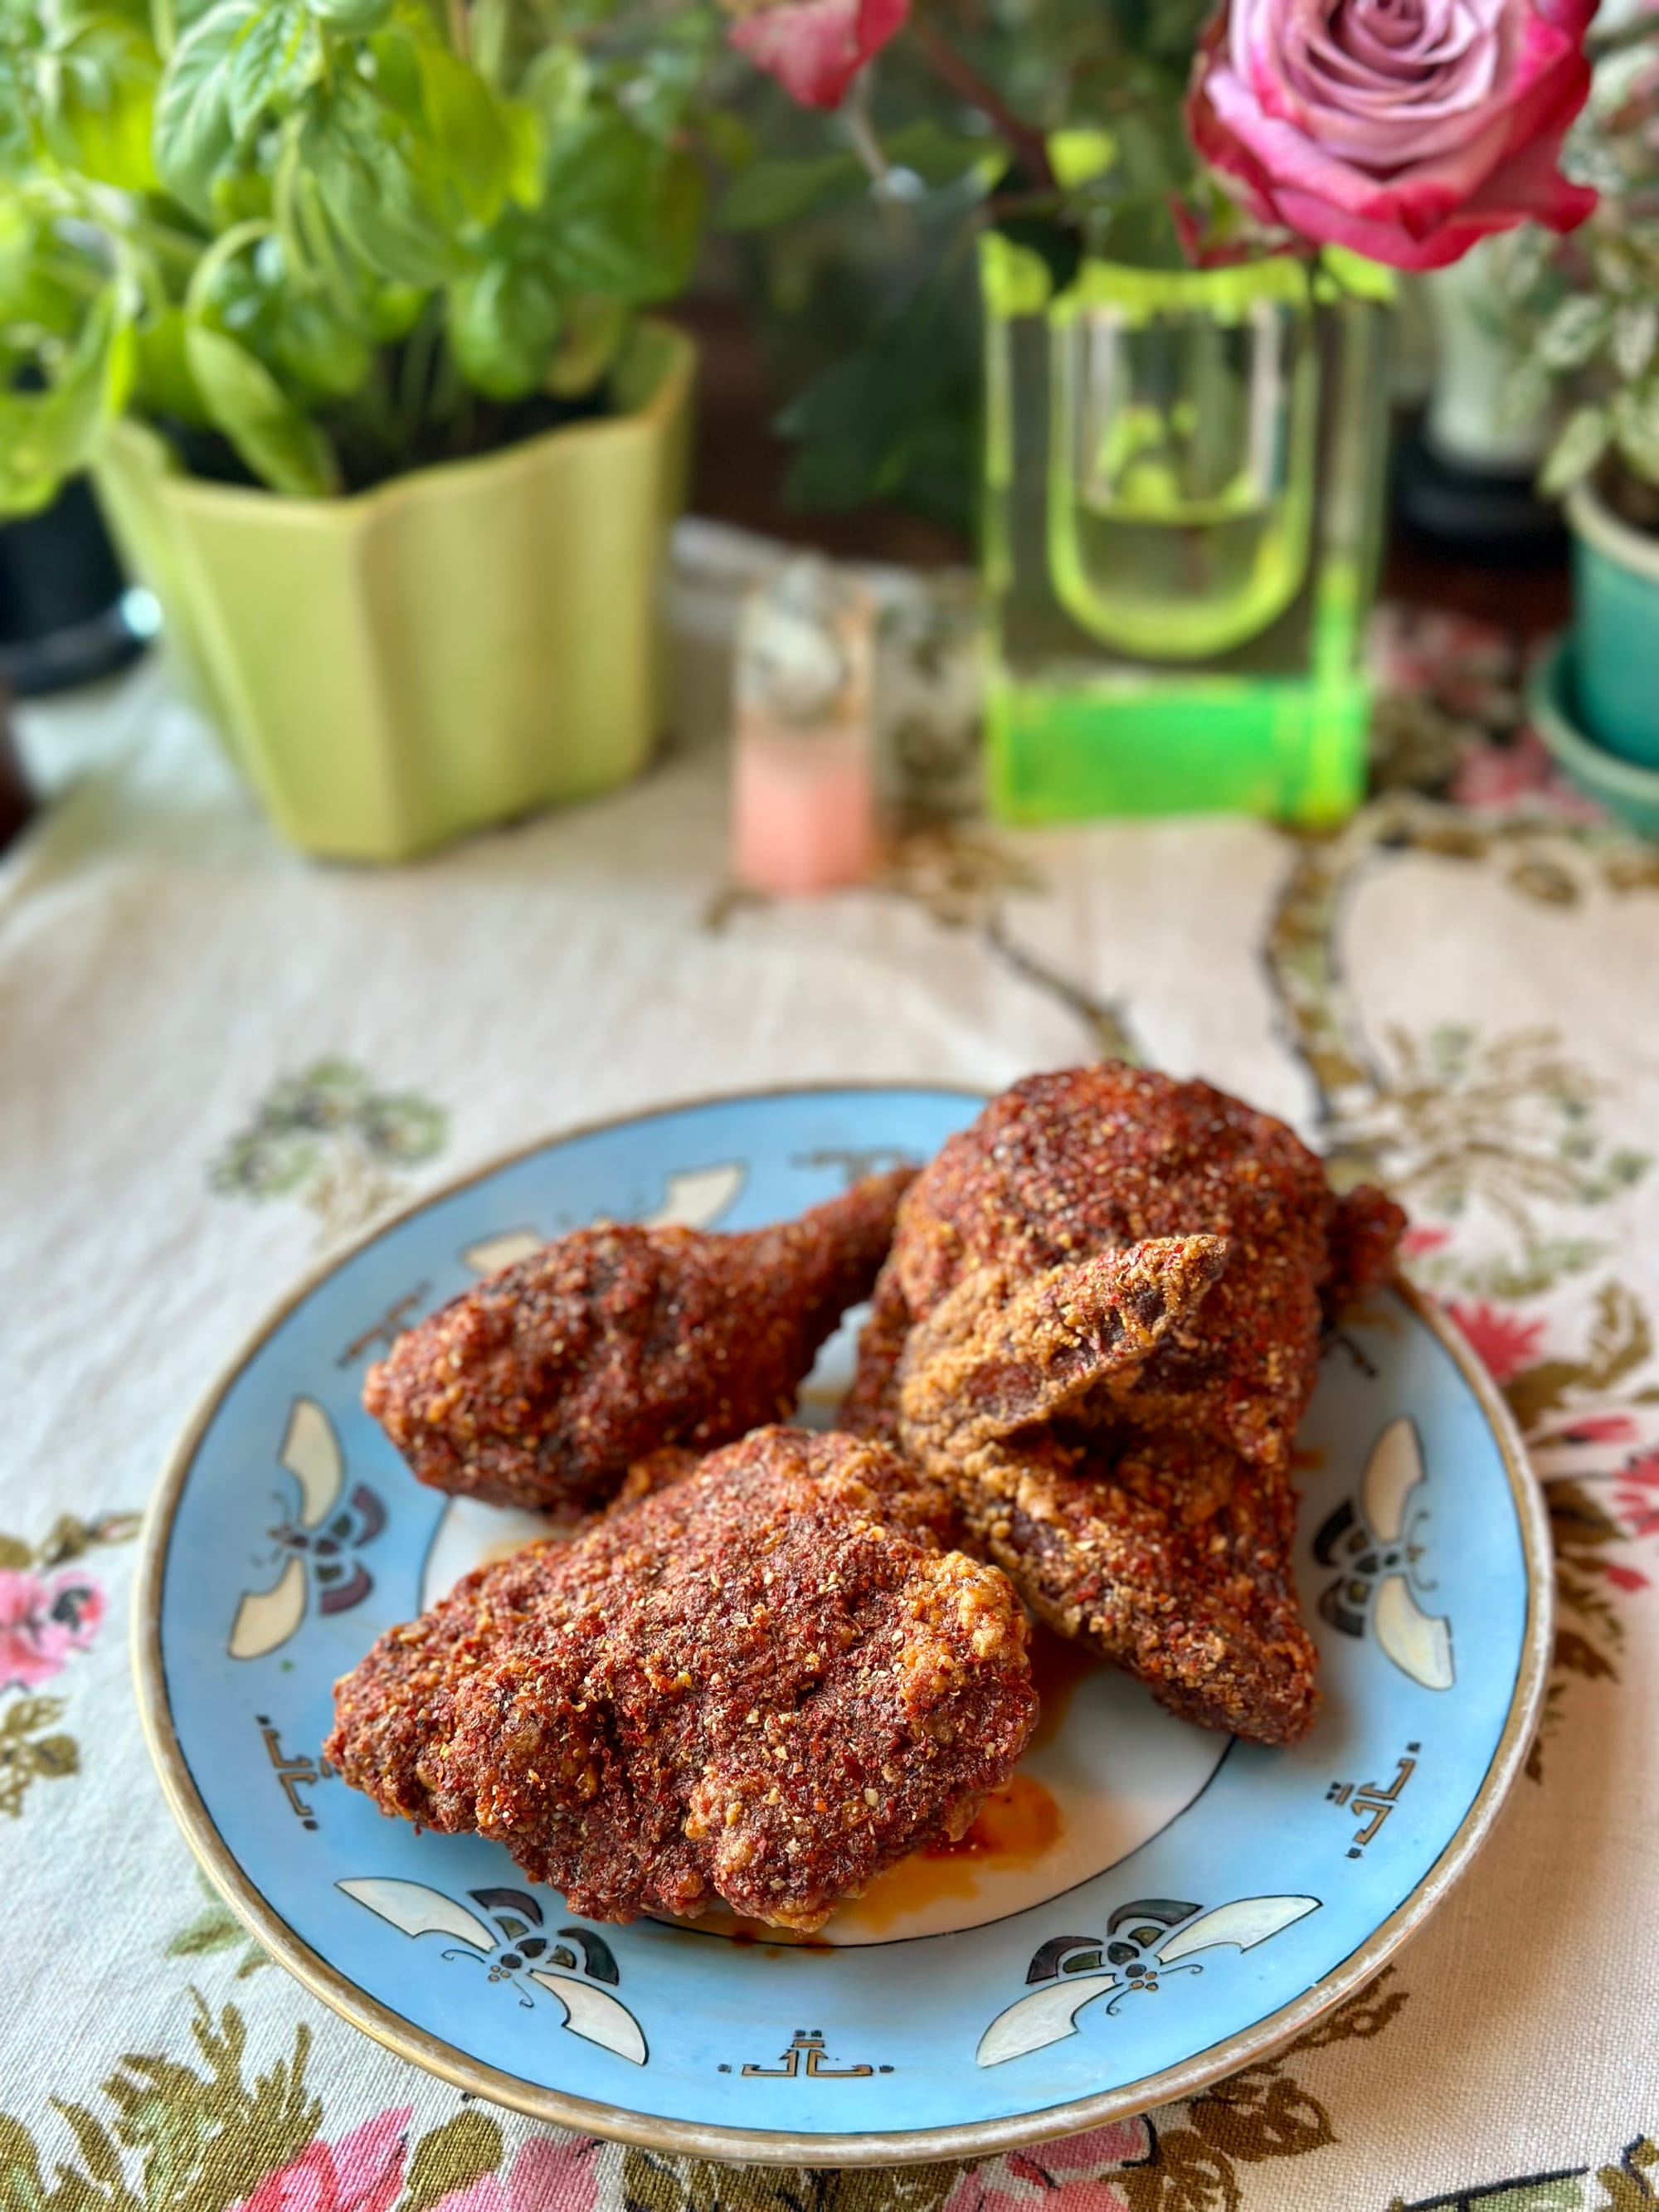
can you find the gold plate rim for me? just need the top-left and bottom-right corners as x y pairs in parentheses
(133, 1080), (1554, 2170)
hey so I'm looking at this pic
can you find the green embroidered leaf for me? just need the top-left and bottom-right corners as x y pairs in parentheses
(30, 1734), (79, 1778)
(0, 1535), (32, 1569)
(49, 2103), (125, 2191)
(1, 1697), (66, 1739)
(399, 2113), (504, 2212)
(167, 1905), (246, 1959)
(0, 2114), (46, 2212)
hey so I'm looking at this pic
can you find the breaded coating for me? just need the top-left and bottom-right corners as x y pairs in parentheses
(364, 1168), (913, 1514)
(850, 1067), (1403, 1473)
(893, 1234), (1314, 1741)
(325, 1427), (1037, 1931)
(849, 1068), (1406, 1745)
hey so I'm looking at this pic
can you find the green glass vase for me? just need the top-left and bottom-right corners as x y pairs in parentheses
(981, 243), (1394, 826)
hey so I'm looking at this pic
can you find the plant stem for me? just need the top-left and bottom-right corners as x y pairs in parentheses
(842, 70), (890, 184)
(907, 8), (1053, 192)
(446, 0), (469, 57)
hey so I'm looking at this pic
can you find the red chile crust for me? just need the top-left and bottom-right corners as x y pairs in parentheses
(324, 1427), (1037, 1931)
(362, 1168), (914, 1515)
(852, 1067), (1404, 1471)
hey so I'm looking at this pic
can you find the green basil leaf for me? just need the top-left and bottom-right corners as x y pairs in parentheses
(132, 305), (212, 425)
(416, 41), (511, 226)
(300, 75), (463, 288)
(226, 0), (319, 138)
(715, 152), (864, 233)
(183, 321), (339, 494)
(309, 0), (393, 25)
(153, 0), (255, 217)
(540, 111), (702, 301)
(0, 289), (133, 515)
(271, 292), (372, 398)
(447, 256), (560, 400)
(40, 14), (161, 190)
(547, 293), (625, 397)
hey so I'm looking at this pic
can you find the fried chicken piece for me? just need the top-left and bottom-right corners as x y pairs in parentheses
(325, 1427), (1037, 1931)
(892, 1233), (1314, 1742)
(364, 1167), (913, 1514)
(849, 1067), (1403, 1475)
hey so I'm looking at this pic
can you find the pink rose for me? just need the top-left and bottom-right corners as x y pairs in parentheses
(0, 1568), (105, 1692)
(728, 0), (907, 107)
(1188, 0), (1598, 270)
(231, 2107), (410, 2212)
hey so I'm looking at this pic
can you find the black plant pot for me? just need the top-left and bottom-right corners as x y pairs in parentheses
(0, 476), (152, 698)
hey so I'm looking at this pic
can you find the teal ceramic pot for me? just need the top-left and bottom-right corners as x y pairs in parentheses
(1568, 480), (1659, 769)
(1528, 634), (1659, 837)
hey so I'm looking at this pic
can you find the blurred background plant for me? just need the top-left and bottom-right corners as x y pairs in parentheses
(710, 0), (1212, 537)
(0, 0), (722, 505)
(1492, 6), (1659, 528)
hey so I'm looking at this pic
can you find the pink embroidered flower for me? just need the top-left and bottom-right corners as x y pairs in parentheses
(1400, 1223), (1452, 1258)
(232, 2107), (410, 2212)
(942, 2120), (1152, 2211)
(1187, 0), (1598, 270)
(1615, 1451), (1659, 1541)
(431, 2138), (599, 2212)
(728, 0), (907, 107)
(1446, 1299), (1547, 1385)
(0, 1568), (105, 1692)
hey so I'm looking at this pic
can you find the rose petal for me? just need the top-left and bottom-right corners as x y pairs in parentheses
(728, 0), (907, 107)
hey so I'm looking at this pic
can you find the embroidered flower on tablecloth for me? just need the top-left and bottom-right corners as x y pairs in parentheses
(431, 2138), (599, 2212)
(229, 2106), (411, 2212)
(1445, 1299), (1548, 1387)
(942, 2119), (1153, 2212)
(0, 1568), (104, 1692)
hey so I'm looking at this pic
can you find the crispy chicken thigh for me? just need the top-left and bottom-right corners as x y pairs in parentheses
(365, 1167), (912, 1514)
(846, 1069), (1400, 1471)
(325, 1427), (1037, 1930)
(847, 1068), (1406, 1744)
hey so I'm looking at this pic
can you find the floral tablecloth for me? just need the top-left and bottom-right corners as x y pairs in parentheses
(2, 586), (1656, 2212)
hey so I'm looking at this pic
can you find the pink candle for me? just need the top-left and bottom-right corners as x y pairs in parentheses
(733, 730), (876, 895)
(731, 558), (877, 897)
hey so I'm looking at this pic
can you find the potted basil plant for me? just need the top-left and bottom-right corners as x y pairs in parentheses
(0, 0), (713, 859)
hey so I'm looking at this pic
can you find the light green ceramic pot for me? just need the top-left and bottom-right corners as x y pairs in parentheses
(92, 322), (694, 863)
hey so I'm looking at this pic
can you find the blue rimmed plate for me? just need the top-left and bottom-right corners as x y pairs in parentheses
(134, 1085), (1550, 2166)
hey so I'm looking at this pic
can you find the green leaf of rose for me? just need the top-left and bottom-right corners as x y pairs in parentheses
(183, 323), (339, 494)
(716, 152), (864, 232)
